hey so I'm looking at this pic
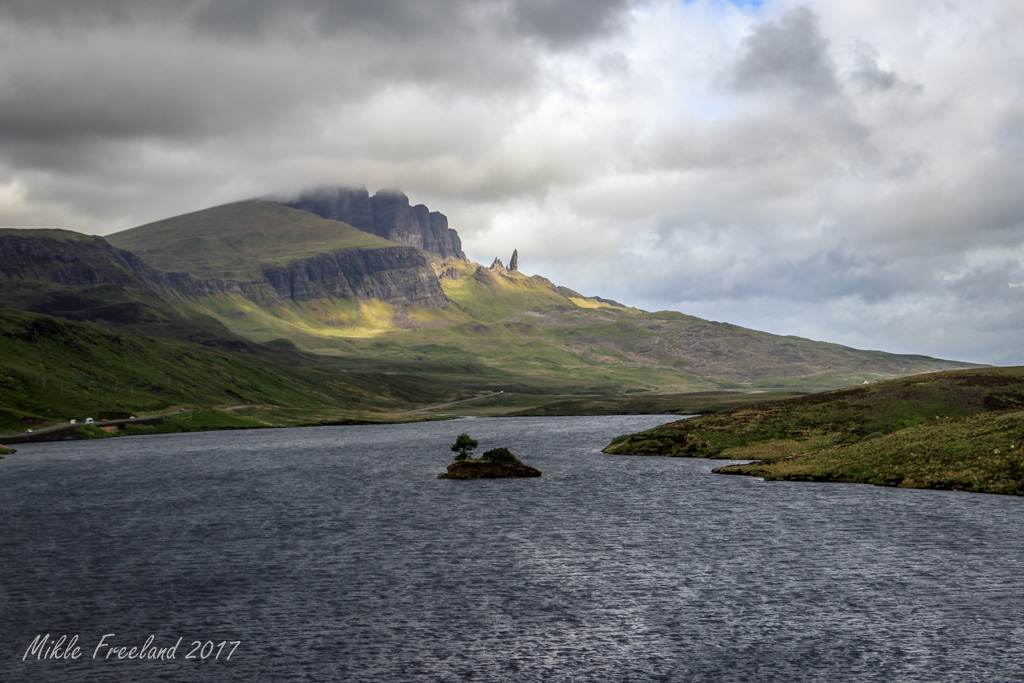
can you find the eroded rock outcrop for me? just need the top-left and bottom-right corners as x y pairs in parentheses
(284, 187), (466, 259)
(261, 247), (448, 307)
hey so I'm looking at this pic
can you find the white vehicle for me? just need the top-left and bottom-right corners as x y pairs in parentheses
(70, 419), (77, 424)
(85, 417), (94, 424)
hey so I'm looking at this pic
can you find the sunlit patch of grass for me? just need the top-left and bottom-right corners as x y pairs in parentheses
(568, 297), (630, 310)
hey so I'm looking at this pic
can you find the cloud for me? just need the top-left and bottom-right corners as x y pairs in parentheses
(0, 0), (1022, 364)
(729, 6), (839, 96)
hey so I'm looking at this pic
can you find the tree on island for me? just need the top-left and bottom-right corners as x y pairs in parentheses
(451, 433), (479, 461)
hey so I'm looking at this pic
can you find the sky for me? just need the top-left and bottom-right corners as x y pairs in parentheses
(1, 0), (1022, 365)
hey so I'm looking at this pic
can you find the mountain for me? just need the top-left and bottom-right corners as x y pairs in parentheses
(107, 200), (450, 311)
(0, 188), (980, 429)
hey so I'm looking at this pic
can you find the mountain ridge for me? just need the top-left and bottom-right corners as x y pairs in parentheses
(2, 189), (980, 397)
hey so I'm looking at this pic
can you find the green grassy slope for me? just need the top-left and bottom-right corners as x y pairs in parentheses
(177, 255), (976, 397)
(717, 410), (1024, 495)
(604, 366), (1024, 495)
(0, 309), (455, 434)
(337, 261), (974, 390)
(5, 201), (978, 414)
(98, 200), (978, 393)
(107, 200), (396, 280)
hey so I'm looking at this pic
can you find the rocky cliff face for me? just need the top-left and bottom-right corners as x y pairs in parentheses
(79, 233), (448, 308)
(1, 230), (449, 339)
(125, 244), (448, 308)
(261, 247), (448, 307)
(284, 187), (466, 260)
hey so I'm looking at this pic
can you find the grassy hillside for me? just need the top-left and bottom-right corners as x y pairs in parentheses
(348, 260), (973, 389)
(604, 366), (1024, 495)
(717, 410), (1024, 495)
(4, 201), (979, 417)
(100, 200), (979, 391)
(0, 309), (456, 434)
(175, 255), (975, 395)
(107, 200), (395, 280)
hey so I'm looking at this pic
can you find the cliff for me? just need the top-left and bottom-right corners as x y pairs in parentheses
(285, 187), (466, 260)
(0, 229), (448, 345)
(127, 245), (447, 308)
(260, 247), (448, 307)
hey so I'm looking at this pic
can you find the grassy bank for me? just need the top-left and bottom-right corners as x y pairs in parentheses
(0, 308), (457, 434)
(604, 366), (1024, 496)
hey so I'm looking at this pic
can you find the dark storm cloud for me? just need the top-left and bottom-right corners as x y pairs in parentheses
(0, 0), (639, 157)
(729, 6), (839, 96)
(0, 0), (635, 45)
(506, 0), (636, 46)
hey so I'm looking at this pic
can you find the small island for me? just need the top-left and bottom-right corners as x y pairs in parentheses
(439, 434), (541, 479)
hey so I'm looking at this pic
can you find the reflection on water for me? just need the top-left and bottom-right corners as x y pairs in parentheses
(2, 416), (1023, 682)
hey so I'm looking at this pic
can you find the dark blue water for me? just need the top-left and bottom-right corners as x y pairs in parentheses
(1, 416), (1023, 682)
